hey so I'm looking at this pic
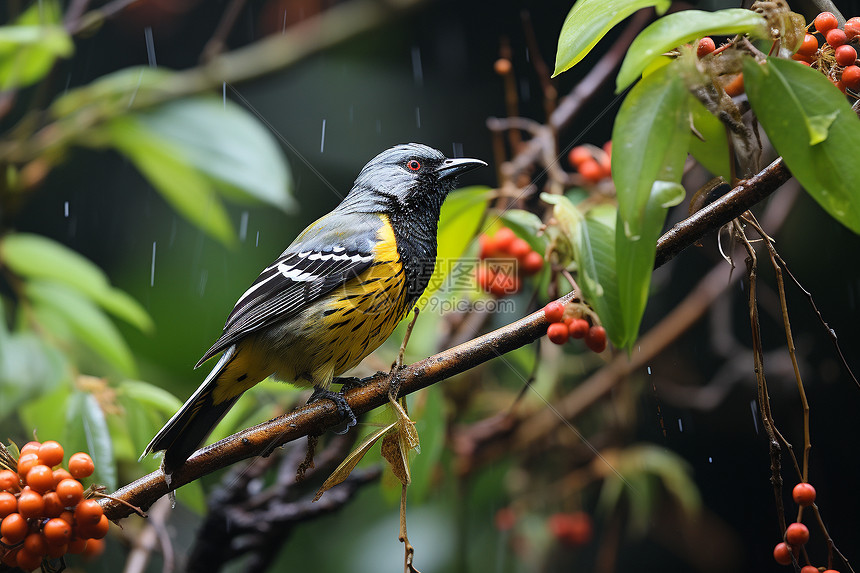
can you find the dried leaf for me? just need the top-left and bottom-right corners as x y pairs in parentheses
(313, 422), (395, 502)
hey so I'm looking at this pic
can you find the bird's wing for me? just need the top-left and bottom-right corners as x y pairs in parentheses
(196, 212), (382, 367)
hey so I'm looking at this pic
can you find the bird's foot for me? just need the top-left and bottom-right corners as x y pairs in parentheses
(308, 386), (357, 435)
(387, 364), (407, 402)
(333, 371), (388, 393)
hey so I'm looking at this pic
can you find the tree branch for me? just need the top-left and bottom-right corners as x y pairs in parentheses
(101, 158), (793, 521)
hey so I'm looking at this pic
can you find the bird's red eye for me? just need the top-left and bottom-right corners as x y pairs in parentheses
(406, 160), (421, 171)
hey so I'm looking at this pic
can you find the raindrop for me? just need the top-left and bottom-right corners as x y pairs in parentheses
(647, 366), (652, 375)
(150, 242), (157, 287)
(708, 456), (713, 463)
(282, 9), (287, 34)
(750, 399), (759, 434)
(525, 47), (530, 62)
(677, 418), (683, 432)
(411, 46), (423, 87)
(256, 231), (260, 247)
(199, 270), (208, 296)
(144, 27), (157, 68)
(320, 119), (326, 153)
(239, 212), (249, 242)
(452, 142), (463, 158)
(127, 69), (144, 108)
(415, 107), (421, 128)
(223, 82), (226, 108)
(64, 201), (69, 218)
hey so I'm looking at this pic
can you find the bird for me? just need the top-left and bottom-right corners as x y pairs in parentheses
(142, 143), (486, 474)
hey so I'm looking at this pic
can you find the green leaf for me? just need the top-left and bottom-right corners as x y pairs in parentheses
(118, 380), (183, 417)
(578, 206), (626, 348)
(421, 186), (491, 304)
(499, 209), (548, 254)
(19, 382), (71, 443)
(0, 332), (66, 420)
(51, 67), (173, 118)
(553, 0), (671, 77)
(130, 98), (295, 212)
(0, 0), (73, 90)
(406, 387), (446, 502)
(105, 116), (237, 246)
(26, 280), (137, 375)
(616, 9), (769, 91)
(65, 391), (117, 492)
(0, 233), (154, 332)
(744, 56), (860, 233)
(689, 97), (731, 180)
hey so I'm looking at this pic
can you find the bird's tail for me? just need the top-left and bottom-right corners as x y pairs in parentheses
(141, 345), (241, 474)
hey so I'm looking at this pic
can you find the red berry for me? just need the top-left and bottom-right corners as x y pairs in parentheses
(56, 479), (84, 507)
(773, 541), (793, 565)
(23, 532), (48, 556)
(494, 58), (512, 75)
(79, 514), (109, 540)
(822, 570), (840, 573)
(1, 512), (28, 544)
(83, 537), (105, 559)
(548, 512), (592, 546)
(494, 507), (516, 531)
(826, 28), (847, 48)
(697, 37), (716, 57)
(842, 65), (860, 90)
(568, 318), (589, 339)
(547, 322), (569, 345)
(814, 12), (839, 34)
(26, 464), (54, 493)
(15, 547), (42, 571)
(493, 227), (517, 253)
(798, 33), (819, 57)
(793, 483), (816, 506)
(37, 441), (64, 468)
(68, 452), (95, 480)
(792, 53), (814, 63)
(585, 325), (607, 353)
(578, 158), (604, 182)
(835, 45), (857, 66)
(17, 487), (45, 519)
(568, 146), (592, 167)
(16, 453), (40, 479)
(478, 234), (497, 259)
(508, 238), (532, 261)
(0, 492), (16, 517)
(75, 499), (104, 526)
(42, 492), (64, 518)
(20, 442), (41, 457)
(488, 272), (519, 297)
(786, 522), (810, 546)
(543, 301), (565, 323)
(521, 250), (544, 275)
(52, 468), (72, 489)
(845, 17), (860, 39)
(801, 567), (819, 573)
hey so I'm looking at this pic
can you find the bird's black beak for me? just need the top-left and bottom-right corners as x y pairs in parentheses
(435, 157), (487, 180)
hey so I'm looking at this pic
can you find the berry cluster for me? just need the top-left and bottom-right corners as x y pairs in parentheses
(1, 441), (106, 571)
(476, 227), (544, 297)
(567, 141), (612, 184)
(772, 483), (838, 571)
(548, 511), (593, 547)
(792, 12), (860, 93)
(543, 300), (607, 353)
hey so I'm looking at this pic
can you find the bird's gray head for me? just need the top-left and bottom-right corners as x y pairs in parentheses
(340, 143), (486, 215)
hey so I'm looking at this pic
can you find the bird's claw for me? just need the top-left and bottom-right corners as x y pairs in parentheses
(308, 386), (357, 435)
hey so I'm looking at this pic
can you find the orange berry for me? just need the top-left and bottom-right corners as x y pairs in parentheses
(478, 234), (497, 259)
(41, 492), (64, 518)
(835, 44), (857, 66)
(68, 453), (94, 480)
(521, 250), (544, 275)
(568, 145), (592, 167)
(724, 73), (745, 96)
(43, 517), (72, 546)
(52, 468), (72, 488)
(68, 537), (88, 554)
(786, 522), (810, 546)
(14, 547), (42, 571)
(74, 499), (103, 526)
(793, 482), (816, 506)
(16, 453), (40, 479)
(845, 17), (860, 39)
(697, 37), (716, 57)
(0, 492), (17, 517)
(568, 318), (590, 339)
(801, 566), (819, 573)
(791, 53), (814, 63)
(23, 532), (48, 556)
(476, 266), (496, 293)
(87, 514), (109, 540)
(578, 158), (604, 182)
(1, 512), (28, 544)
(543, 301), (566, 323)
(509, 238), (532, 261)
(494, 58), (512, 75)
(842, 65), (860, 90)
(773, 541), (793, 565)
(826, 28), (848, 47)
(58, 510), (75, 526)
(83, 537), (105, 560)
(17, 488), (45, 519)
(493, 227), (517, 252)
(489, 273), (519, 297)
(814, 12), (839, 34)
(55, 479), (84, 507)
(37, 441), (64, 468)
(26, 465), (54, 494)
(46, 542), (68, 558)
(19, 442), (41, 457)
(0, 469), (19, 492)
(547, 322), (569, 344)
(798, 33), (818, 57)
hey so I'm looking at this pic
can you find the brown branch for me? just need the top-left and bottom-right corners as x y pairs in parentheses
(100, 157), (792, 521)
